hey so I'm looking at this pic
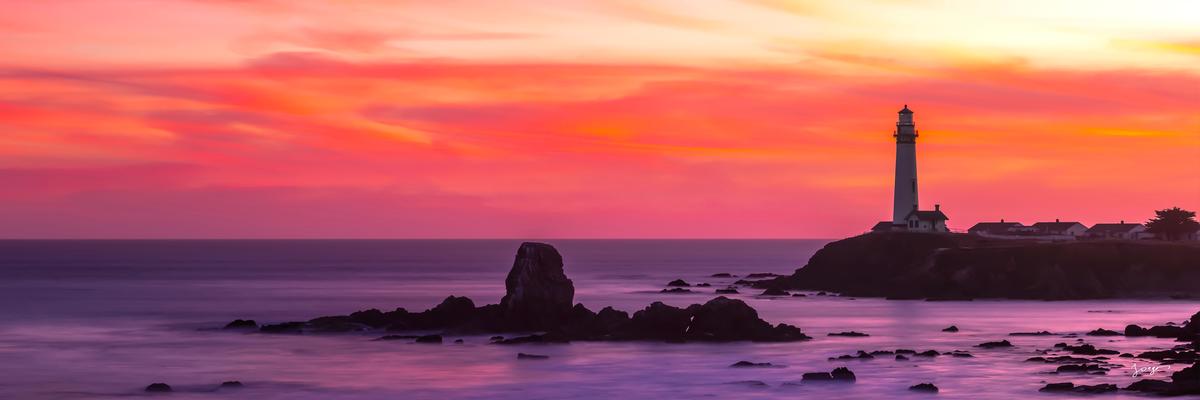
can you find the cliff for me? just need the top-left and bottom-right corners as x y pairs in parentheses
(758, 232), (1200, 300)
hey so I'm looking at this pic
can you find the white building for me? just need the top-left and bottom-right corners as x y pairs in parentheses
(1085, 222), (1147, 240)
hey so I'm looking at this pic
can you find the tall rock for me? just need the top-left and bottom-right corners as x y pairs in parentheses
(500, 242), (575, 330)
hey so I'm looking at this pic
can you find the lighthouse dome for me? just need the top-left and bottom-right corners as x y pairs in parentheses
(899, 104), (913, 114)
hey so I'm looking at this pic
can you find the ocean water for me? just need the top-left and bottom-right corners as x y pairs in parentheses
(0, 239), (1195, 399)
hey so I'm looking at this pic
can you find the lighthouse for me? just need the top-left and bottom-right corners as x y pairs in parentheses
(892, 105), (918, 225)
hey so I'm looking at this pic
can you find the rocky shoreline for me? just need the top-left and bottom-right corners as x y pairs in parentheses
(755, 231), (1200, 300)
(218, 240), (1200, 396)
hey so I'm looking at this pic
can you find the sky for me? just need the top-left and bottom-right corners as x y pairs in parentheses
(1, 0), (1198, 238)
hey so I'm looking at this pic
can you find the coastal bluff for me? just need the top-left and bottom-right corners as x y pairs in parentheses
(756, 232), (1200, 300)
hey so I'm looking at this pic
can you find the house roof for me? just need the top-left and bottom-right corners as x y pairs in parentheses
(1087, 223), (1144, 234)
(871, 221), (900, 231)
(1031, 222), (1084, 231)
(968, 222), (1022, 233)
(906, 209), (949, 221)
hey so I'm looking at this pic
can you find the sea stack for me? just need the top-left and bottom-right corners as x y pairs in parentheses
(500, 242), (575, 330)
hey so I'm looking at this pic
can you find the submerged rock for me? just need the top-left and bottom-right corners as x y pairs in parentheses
(909, 383), (938, 392)
(942, 325), (958, 332)
(711, 273), (735, 278)
(660, 288), (692, 294)
(715, 288), (740, 294)
(144, 383), (172, 392)
(1039, 382), (1074, 392)
(828, 331), (869, 337)
(976, 340), (1013, 349)
(666, 279), (690, 287)
(415, 334), (443, 343)
(223, 319), (258, 330)
(517, 353), (549, 360)
(219, 381), (243, 388)
(730, 361), (774, 368)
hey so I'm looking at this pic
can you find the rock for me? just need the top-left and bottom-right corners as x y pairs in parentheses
(828, 331), (869, 337)
(760, 288), (789, 296)
(666, 279), (690, 287)
(726, 380), (768, 387)
(817, 291), (827, 296)
(715, 288), (739, 294)
(976, 340), (1013, 348)
(144, 383), (172, 392)
(915, 350), (940, 357)
(517, 353), (549, 360)
(831, 367), (856, 381)
(454, 339), (464, 343)
(1124, 379), (1173, 393)
(942, 325), (958, 332)
(746, 273), (779, 278)
(490, 335), (504, 341)
(802, 372), (834, 382)
(259, 321), (305, 334)
(660, 288), (692, 294)
(499, 242), (575, 331)
(1056, 364), (1107, 373)
(696, 283), (711, 287)
(895, 354), (909, 361)
(1009, 331), (1053, 336)
(415, 334), (443, 343)
(223, 319), (258, 330)
(219, 381), (243, 388)
(1086, 328), (1122, 336)
(947, 350), (973, 358)
(730, 361), (774, 368)
(1185, 310), (1200, 334)
(1060, 344), (1119, 355)
(1073, 384), (1117, 393)
(792, 293), (806, 297)
(1039, 382), (1074, 392)
(373, 335), (418, 341)
(909, 383), (938, 392)
(413, 296), (477, 329)
(1125, 324), (1150, 336)
(1148, 325), (1186, 338)
(681, 296), (811, 342)
(800, 368), (855, 383)
(711, 273), (735, 278)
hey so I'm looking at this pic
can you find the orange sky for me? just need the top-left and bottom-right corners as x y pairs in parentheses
(1, 0), (1198, 238)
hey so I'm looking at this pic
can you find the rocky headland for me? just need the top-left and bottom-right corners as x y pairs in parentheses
(755, 231), (1200, 300)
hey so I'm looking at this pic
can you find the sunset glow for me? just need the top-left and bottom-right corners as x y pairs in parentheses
(2, 0), (1198, 238)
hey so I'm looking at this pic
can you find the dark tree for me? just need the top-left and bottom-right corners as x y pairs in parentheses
(1146, 207), (1200, 241)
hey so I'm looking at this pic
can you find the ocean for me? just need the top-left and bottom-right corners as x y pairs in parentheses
(0, 239), (1194, 399)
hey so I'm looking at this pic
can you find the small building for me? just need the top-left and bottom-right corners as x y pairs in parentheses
(1085, 221), (1146, 240)
(1031, 220), (1088, 238)
(968, 220), (1024, 237)
(903, 205), (949, 233)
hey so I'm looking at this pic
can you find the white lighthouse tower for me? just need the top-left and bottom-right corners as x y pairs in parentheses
(892, 105), (918, 224)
